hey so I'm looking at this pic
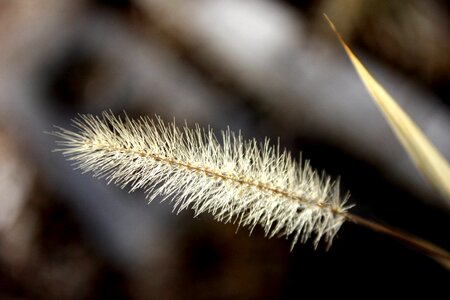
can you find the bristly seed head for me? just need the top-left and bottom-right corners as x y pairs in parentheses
(51, 111), (352, 249)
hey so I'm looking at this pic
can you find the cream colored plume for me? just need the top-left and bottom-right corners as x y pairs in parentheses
(51, 111), (351, 248)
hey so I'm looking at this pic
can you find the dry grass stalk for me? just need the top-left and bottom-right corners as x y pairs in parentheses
(51, 112), (450, 268)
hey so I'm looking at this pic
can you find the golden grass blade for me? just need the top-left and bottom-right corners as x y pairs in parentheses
(325, 15), (450, 205)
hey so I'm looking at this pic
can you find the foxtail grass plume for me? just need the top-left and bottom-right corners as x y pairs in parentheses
(52, 111), (351, 248)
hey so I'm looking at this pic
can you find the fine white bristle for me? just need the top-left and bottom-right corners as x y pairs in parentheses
(52, 111), (351, 248)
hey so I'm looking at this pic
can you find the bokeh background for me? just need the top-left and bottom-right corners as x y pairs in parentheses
(0, 0), (449, 299)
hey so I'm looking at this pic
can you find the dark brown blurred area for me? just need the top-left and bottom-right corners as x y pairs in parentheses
(0, 0), (449, 299)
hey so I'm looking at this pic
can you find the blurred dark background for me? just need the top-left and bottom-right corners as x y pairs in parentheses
(0, 0), (449, 299)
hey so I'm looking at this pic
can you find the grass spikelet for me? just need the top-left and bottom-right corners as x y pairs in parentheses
(51, 111), (350, 249)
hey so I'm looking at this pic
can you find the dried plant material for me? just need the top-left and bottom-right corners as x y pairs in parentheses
(325, 15), (450, 205)
(51, 111), (450, 268)
(51, 112), (351, 249)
